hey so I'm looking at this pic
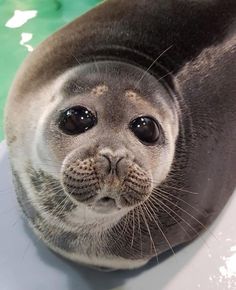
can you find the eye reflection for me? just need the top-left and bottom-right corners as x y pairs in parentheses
(59, 106), (97, 135)
(129, 116), (160, 145)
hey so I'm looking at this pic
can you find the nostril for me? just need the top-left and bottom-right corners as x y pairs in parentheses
(100, 154), (125, 175)
(101, 154), (112, 172)
(116, 156), (125, 167)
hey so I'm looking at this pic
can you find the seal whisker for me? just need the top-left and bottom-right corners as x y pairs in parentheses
(34, 158), (61, 165)
(56, 196), (73, 220)
(37, 186), (66, 199)
(149, 195), (200, 234)
(41, 182), (63, 190)
(143, 202), (176, 257)
(32, 164), (60, 170)
(135, 207), (143, 258)
(31, 157), (61, 166)
(153, 187), (207, 217)
(163, 184), (200, 195)
(131, 208), (136, 248)
(105, 212), (136, 254)
(138, 205), (159, 262)
(151, 180), (200, 195)
(149, 195), (211, 249)
(71, 53), (81, 66)
(147, 197), (192, 240)
(134, 44), (173, 88)
(121, 211), (132, 236)
(141, 203), (153, 222)
(152, 193), (218, 241)
(156, 70), (174, 82)
(105, 222), (125, 253)
(31, 161), (60, 167)
(50, 195), (69, 217)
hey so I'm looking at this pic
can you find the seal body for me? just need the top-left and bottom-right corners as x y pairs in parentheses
(4, 0), (236, 269)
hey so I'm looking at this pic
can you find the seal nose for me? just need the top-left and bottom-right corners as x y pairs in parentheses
(95, 148), (132, 185)
(101, 153), (124, 175)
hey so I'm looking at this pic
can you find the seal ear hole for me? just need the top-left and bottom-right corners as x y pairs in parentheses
(58, 106), (97, 135)
(129, 116), (162, 145)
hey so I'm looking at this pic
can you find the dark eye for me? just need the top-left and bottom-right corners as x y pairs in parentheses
(59, 106), (97, 135)
(129, 116), (160, 145)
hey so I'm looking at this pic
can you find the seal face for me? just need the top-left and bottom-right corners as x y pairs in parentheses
(4, 0), (236, 269)
(45, 61), (178, 216)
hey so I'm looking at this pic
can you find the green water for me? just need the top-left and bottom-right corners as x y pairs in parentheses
(0, 0), (101, 141)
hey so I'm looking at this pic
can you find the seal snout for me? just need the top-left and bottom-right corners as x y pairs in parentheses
(100, 153), (125, 177)
(95, 149), (129, 184)
(61, 148), (153, 213)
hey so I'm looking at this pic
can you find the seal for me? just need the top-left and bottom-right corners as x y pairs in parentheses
(4, 0), (236, 270)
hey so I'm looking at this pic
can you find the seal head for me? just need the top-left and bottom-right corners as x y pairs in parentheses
(45, 61), (178, 215)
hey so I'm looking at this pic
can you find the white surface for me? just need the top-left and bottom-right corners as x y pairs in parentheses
(0, 140), (236, 290)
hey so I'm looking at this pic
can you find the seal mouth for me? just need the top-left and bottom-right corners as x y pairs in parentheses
(87, 196), (122, 214)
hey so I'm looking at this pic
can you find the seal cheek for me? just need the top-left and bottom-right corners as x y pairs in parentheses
(61, 158), (100, 203)
(120, 163), (153, 207)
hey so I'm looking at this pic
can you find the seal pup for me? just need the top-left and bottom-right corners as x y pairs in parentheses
(4, 0), (236, 270)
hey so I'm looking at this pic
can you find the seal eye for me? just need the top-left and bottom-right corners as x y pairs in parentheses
(59, 106), (97, 135)
(129, 116), (160, 145)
